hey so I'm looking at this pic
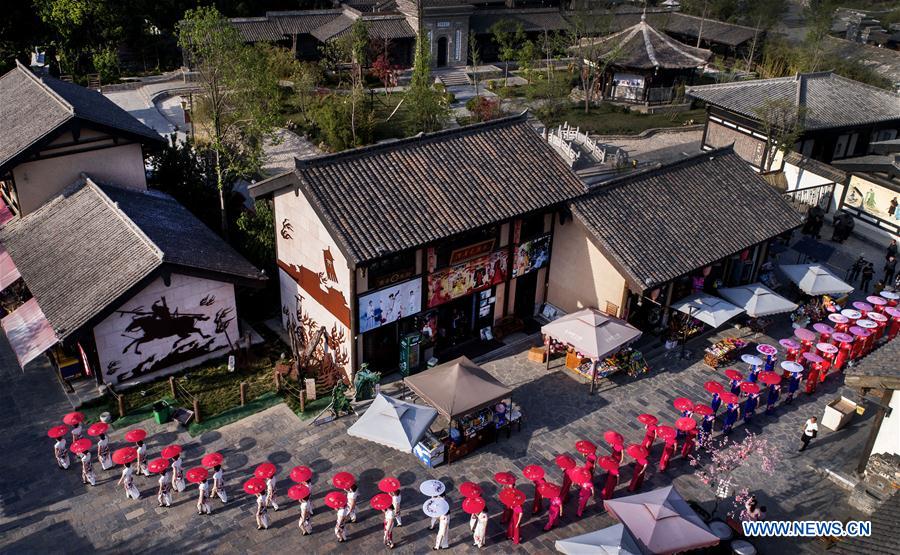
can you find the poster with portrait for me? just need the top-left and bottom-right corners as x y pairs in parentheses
(358, 277), (423, 333)
(513, 234), (551, 277)
(426, 250), (508, 308)
(843, 175), (900, 223)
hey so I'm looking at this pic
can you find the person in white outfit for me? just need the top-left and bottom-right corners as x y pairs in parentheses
(211, 465), (227, 503)
(53, 438), (70, 469)
(298, 497), (313, 535)
(71, 423), (83, 442)
(346, 484), (358, 523)
(80, 451), (96, 486)
(391, 491), (402, 526)
(171, 455), (185, 493)
(97, 434), (112, 470)
(117, 463), (140, 500)
(255, 492), (269, 530)
(434, 511), (450, 550)
(265, 476), (279, 511)
(430, 493), (445, 529)
(472, 509), (488, 548)
(383, 507), (396, 548)
(334, 505), (349, 542)
(197, 479), (212, 515)
(135, 441), (149, 476)
(157, 469), (172, 507)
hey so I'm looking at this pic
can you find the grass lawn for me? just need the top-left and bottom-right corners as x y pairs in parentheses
(541, 103), (706, 136)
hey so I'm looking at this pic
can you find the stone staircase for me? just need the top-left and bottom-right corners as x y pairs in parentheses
(436, 68), (470, 87)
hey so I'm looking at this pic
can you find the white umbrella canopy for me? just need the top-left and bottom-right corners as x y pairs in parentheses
(717, 283), (799, 317)
(346, 393), (438, 453)
(672, 293), (744, 328)
(541, 308), (642, 359)
(555, 523), (643, 555)
(779, 264), (854, 296)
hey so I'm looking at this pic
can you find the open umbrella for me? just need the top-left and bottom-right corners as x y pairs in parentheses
(148, 458), (170, 474)
(568, 466), (593, 486)
(254, 462), (276, 480)
(112, 447), (137, 465)
(462, 496), (486, 514)
(288, 484), (311, 501)
(718, 283), (798, 317)
(803, 352), (824, 365)
(853, 302), (874, 313)
(703, 381), (724, 394)
(325, 491), (348, 509)
(720, 392), (740, 404)
(87, 422), (109, 437)
(523, 465), (545, 481)
(724, 369), (743, 381)
(379, 477), (401, 494)
(63, 412), (85, 426)
(495, 471), (516, 486)
(739, 382), (761, 395)
(124, 429), (146, 443)
(70, 438), (91, 454)
(675, 417), (696, 432)
(637, 414), (658, 426)
(555, 455), (577, 471)
(812, 323), (834, 336)
(201, 453), (224, 468)
(160, 445), (182, 459)
(758, 372), (782, 385)
(555, 523), (643, 555)
(673, 398), (693, 412)
(186, 467), (208, 483)
(756, 344), (777, 357)
(693, 404), (714, 417)
(868, 295), (888, 307)
(538, 482), (561, 499)
(575, 440), (597, 455)
(499, 487), (527, 507)
(779, 264), (854, 296)
(420, 479), (445, 497)
(332, 472), (356, 489)
(599, 455), (620, 471)
(625, 445), (648, 461)
(780, 361), (804, 374)
(655, 426), (676, 442)
(370, 492), (392, 510)
(672, 293), (744, 328)
(779, 338), (800, 350)
(741, 354), (763, 367)
(827, 314), (849, 326)
(290, 465), (313, 483)
(423, 497), (450, 517)
(47, 425), (69, 439)
(244, 477), (266, 495)
(794, 328), (816, 343)
(604, 431), (624, 447)
(459, 482), (483, 498)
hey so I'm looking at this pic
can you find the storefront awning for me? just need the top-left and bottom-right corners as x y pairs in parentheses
(541, 308), (642, 360)
(672, 293), (744, 329)
(717, 283), (798, 318)
(347, 393), (438, 453)
(0, 245), (21, 291)
(779, 264), (854, 296)
(404, 357), (512, 420)
(1, 298), (58, 368)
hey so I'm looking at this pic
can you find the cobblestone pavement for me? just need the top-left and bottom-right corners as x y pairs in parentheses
(595, 128), (703, 166)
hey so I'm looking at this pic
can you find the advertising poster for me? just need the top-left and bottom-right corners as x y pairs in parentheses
(358, 277), (422, 333)
(843, 175), (900, 223)
(426, 250), (508, 308)
(513, 234), (551, 277)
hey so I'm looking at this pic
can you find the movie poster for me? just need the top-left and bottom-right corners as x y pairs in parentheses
(513, 234), (551, 277)
(358, 277), (423, 333)
(426, 250), (508, 308)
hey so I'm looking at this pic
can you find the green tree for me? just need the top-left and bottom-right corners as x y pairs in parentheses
(349, 18), (369, 144)
(753, 98), (807, 171)
(469, 31), (481, 98)
(235, 199), (276, 272)
(517, 39), (538, 82)
(404, 2), (449, 134)
(491, 20), (525, 87)
(803, 0), (836, 72)
(35, 0), (124, 77)
(569, 11), (618, 113)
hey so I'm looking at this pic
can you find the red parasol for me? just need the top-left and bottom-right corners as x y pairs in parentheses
(378, 477), (401, 493)
(625, 444), (648, 461)
(704, 381), (725, 394)
(758, 372), (782, 386)
(462, 496), (486, 514)
(148, 458), (170, 474)
(201, 453), (224, 468)
(254, 462), (277, 480)
(87, 422), (109, 437)
(655, 425), (676, 441)
(637, 414), (658, 426)
(494, 471), (516, 486)
(598, 455), (619, 472)
(673, 397), (693, 412)
(160, 445), (182, 459)
(555, 454), (577, 470)
(499, 487), (527, 507)
(70, 438), (92, 454)
(112, 446), (137, 465)
(324, 491), (348, 509)
(675, 417), (697, 432)
(567, 466), (592, 485)
(186, 467), (209, 483)
(290, 465), (313, 483)
(739, 381), (761, 395)
(288, 484), (311, 501)
(724, 369), (743, 381)
(370, 492), (392, 510)
(720, 392), (740, 405)
(243, 477), (267, 495)
(693, 404), (714, 417)
(63, 412), (86, 426)
(575, 440), (597, 455)
(124, 429), (147, 443)
(459, 481), (483, 498)
(603, 430), (624, 447)
(332, 471), (356, 489)
(537, 482), (561, 499)
(522, 465), (545, 481)
(47, 424), (69, 439)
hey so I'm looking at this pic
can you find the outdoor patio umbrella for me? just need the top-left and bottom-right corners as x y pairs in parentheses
(671, 293), (744, 328)
(717, 283), (798, 317)
(347, 393), (438, 453)
(541, 308), (642, 360)
(403, 357), (511, 420)
(555, 523), (643, 555)
(779, 264), (854, 296)
(603, 485), (719, 554)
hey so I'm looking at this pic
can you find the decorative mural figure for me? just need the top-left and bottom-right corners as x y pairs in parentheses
(323, 248), (338, 283)
(118, 297), (211, 355)
(280, 219), (294, 240)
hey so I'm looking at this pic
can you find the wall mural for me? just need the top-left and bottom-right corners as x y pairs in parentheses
(94, 275), (238, 385)
(277, 259), (351, 327)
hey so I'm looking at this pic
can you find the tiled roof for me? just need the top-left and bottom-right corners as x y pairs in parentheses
(312, 14), (356, 42)
(835, 492), (900, 555)
(570, 148), (804, 291)
(687, 72), (900, 130)
(610, 11), (759, 47)
(583, 16), (711, 70)
(269, 11), (343, 35)
(0, 62), (163, 173)
(469, 8), (572, 34)
(0, 178), (264, 339)
(329, 16), (416, 40)
(230, 17), (286, 42)
(844, 335), (900, 389)
(252, 114), (587, 265)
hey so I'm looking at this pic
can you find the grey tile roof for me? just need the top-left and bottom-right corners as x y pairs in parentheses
(0, 178), (264, 339)
(332, 16), (416, 40)
(583, 16), (711, 70)
(687, 72), (900, 130)
(230, 17), (287, 42)
(610, 11), (759, 47)
(0, 63), (163, 173)
(268, 11), (343, 35)
(835, 492), (900, 555)
(843, 335), (900, 388)
(570, 148), (804, 291)
(270, 114), (587, 265)
(312, 14), (356, 42)
(469, 8), (572, 34)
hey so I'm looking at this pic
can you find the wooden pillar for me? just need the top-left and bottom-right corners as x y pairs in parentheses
(193, 398), (201, 425)
(856, 389), (893, 475)
(169, 376), (176, 398)
(240, 382), (247, 406)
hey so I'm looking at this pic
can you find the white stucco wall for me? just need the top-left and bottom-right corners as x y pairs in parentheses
(872, 390), (900, 457)
(93, 273), (238, 386)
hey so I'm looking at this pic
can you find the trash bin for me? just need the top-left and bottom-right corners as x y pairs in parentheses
(152, 401), (171, 424)
(822, 396), (858, 431)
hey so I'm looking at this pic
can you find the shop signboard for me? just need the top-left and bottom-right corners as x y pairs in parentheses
(358, 277), (423, 333)
(449, 239), (495, 265)
(426, 250), (508, 308)
(512, 234), (551, 277)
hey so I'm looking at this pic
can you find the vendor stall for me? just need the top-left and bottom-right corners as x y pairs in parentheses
(718, 283), (798, 333)
(779, 264), (854, 297)
(347, 393), (438, 454)
(703, 337), (749, 368)
(403, 357), (519, 464)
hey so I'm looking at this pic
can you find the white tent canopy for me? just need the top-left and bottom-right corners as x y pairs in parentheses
(779, 264), (854, 296)
(541, 308), (642, 360)
(555, 523), (643, 555)
(717, 283), (799, 317)
(347, 393), (438, 453)
(672, 293), (744, 328)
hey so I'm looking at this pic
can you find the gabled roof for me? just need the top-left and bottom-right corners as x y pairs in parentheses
(583, 15), (711, 70)
(267, 10), (343, 35)
(0, 178), (264, 339)
(844, 335), (900, 390)
(569, 148), (804, 291)
(0, 62), (163, 173)
(250, 114), (587, 265)
(469, 8), (572, 34)
(687, 72), (900, 130)
(311, 14), (357, 42)
(836, 491), (900, 555)
(230, 17), (287, 42)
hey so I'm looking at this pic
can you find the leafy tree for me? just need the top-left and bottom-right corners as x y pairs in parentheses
(803, 0), (836, 72)
(147, 136), (219, 230)
(35, 0), (124, 77)
(469, 31), (481, 98)
(491, 20), (525, 87)
(372, 54), (400, 91)
(569, 10), (618, 113)
(0, 3), (47, 73)
(348, 18), (369, 144)
(404, 2), (449, 134)
(235, 199), (276, 273)
(753, 98), (807, 171)
(517, 39), (538, 82)
(742, 0), (785, 71)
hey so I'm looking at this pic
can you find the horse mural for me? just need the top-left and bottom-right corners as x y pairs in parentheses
(118, 297), (211, 355)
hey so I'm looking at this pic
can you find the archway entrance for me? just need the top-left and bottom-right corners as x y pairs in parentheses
(436, 36), (448, 67)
